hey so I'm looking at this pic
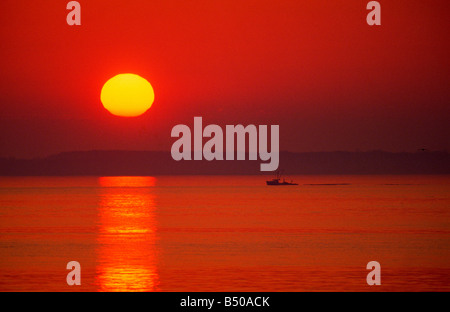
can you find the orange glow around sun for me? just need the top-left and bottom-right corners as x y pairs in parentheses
(100, 74), (155, 117)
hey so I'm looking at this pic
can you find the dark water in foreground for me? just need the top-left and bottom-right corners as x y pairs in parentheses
(0, 175), (449, 291)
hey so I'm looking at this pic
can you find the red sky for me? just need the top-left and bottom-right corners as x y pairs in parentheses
(0, 0), (449, 158)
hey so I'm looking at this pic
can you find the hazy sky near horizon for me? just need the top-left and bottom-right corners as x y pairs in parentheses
(0, 0), (449, 158)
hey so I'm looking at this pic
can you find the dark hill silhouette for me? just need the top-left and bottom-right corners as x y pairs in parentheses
(0, 150), (448, 176)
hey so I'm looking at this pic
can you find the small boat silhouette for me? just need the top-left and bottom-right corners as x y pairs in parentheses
(266, 171), (298, 186)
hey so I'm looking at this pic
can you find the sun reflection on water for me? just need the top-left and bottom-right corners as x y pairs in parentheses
(96, 176), (159, 291)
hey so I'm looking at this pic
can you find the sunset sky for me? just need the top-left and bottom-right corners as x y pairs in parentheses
(0, 0), (449, 158)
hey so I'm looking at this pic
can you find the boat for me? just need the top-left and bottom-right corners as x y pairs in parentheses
(266, 171), (298, 186)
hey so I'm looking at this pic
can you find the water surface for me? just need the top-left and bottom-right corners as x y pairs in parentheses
(0, 175), (449, 291)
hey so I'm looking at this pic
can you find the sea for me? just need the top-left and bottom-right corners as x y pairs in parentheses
(0, 175), (449, 291)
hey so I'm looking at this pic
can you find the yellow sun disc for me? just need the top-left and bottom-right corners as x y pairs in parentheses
(101, 73), (155, 117)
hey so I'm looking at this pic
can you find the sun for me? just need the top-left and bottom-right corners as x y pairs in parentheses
(101, 73), (155, 117)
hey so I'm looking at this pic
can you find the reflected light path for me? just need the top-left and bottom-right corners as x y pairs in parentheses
(96, 176), (159, 291)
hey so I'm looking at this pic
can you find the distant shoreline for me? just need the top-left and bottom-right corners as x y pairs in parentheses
(0, 150), (449, 176)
